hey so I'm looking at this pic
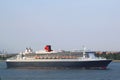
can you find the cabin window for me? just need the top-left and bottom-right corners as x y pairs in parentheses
(88, 53), (96, 59)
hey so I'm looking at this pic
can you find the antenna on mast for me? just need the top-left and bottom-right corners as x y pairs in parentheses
(83, 46), (86, 58)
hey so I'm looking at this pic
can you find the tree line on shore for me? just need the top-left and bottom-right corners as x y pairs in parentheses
(95, 53), (120, 60)
(0, 54), (16, 60)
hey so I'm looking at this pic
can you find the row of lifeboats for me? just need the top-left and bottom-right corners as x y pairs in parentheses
(34, 55), (78, 59)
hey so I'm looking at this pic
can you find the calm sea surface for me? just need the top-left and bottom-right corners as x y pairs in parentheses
(0, 62), (120, 80)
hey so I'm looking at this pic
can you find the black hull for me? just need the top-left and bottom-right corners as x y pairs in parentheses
(6, 60), (112, 69)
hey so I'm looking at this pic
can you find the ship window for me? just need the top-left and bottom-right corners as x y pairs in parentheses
(88, 53), (96, 59)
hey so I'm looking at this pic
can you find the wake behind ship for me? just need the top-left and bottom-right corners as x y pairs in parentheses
(6, 45), (112, 69)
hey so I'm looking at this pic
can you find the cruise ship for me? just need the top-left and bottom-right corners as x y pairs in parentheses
(6, 45), (112, 69)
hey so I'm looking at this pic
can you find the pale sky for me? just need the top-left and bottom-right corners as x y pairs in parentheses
(0, 0), (120, 52)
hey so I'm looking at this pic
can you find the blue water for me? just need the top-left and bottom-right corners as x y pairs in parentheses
(0, 62), (120, 80)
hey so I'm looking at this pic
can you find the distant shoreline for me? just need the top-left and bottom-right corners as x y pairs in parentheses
(0, 60), (5, 62)
(112, 60), (120, 62)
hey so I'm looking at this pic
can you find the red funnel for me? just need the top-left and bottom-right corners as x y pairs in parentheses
(44, 45), (52, 52)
